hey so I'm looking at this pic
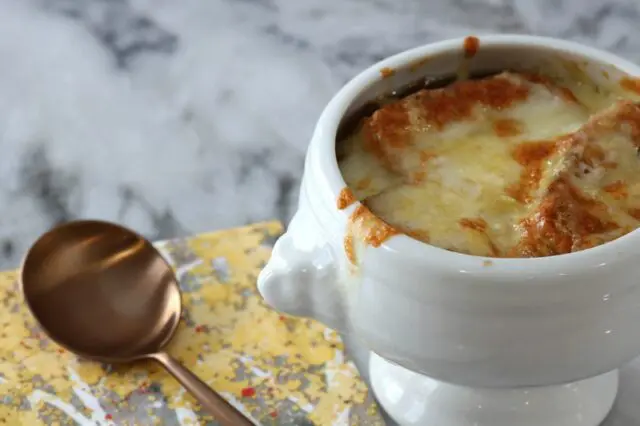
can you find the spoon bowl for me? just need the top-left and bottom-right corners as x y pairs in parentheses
(21, 220), (251, 425)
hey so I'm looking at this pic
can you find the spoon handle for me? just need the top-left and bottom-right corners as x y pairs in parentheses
(151, 352), (253, 426)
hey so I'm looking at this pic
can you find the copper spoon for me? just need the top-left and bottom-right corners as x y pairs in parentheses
(20, 220), (252, 426)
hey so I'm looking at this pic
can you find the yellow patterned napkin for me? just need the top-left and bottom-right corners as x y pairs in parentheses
(0, 222), (383, 425)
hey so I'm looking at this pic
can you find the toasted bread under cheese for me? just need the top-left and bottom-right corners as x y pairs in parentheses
(513, 101), (640, 257)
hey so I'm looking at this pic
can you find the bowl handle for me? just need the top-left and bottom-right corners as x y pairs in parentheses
(258, 208), (346, 332)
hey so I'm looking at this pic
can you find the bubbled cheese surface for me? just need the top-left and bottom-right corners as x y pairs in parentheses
(337, 71), (640, 258)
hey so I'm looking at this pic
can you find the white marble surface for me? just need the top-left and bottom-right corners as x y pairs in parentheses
(1, 0), (640, 269)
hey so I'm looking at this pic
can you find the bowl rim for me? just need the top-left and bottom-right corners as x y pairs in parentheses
(313, 34), (640, 280)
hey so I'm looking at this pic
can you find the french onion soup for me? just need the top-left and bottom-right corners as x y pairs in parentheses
(337, 68), (640, 261)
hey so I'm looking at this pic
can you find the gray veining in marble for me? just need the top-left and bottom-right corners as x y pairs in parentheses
(2, 0), (640, 269)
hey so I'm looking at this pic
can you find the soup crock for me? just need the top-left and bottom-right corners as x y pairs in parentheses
(258, 35), (640, 426)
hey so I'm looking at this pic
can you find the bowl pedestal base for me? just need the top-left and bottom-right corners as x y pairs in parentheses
(369, 352), (618, 426)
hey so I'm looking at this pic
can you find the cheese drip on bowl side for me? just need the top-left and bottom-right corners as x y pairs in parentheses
(337, 71), (640, 261)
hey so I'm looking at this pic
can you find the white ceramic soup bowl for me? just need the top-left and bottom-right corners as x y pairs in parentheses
(258, 35), (640, 426)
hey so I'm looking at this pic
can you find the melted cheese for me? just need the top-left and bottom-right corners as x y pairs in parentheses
(338, 71), (640, 258)
(514, 101), (640, 256)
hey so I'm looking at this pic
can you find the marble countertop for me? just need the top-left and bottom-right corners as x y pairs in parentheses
(2, 0), (640, 269)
